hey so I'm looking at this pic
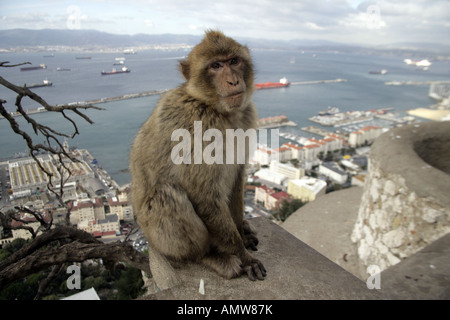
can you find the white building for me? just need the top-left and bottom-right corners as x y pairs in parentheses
(287, 177), (327, 202)
(69, 198), (105, 225)
(108, 192), (134, 221)
(275, 146), (292, 162)
(319, 162), (348, 184)
(303, 144), (321, 161)
(269, 161), (304, 180)
(349, 126), (381, 148)
(282, 143), (304, 161)
(254, 168), (288, 186)
(252, 147), (275, 165)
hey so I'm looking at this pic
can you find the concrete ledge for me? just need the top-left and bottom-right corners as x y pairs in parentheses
(141, 217), (385, 300)
(381, 232), (450, 299)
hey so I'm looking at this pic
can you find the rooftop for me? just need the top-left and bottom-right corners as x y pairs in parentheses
(289, 177), (327, 194)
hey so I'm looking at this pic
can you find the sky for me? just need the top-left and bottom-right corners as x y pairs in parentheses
(1, 0), (450, 46)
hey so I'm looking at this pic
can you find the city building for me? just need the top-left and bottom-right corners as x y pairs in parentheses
(348, 126), (381, 148)
(254, 185), (275, 205)
(303, 144), (321, 162)
(254, 185), (291, 211)
(8, 153), (94, 195)
(9, 212), (52, 241)
(269, 161), (304, 180)
(319, 162), (348, 184)
(275, 146), (292, 162)
(78, 214), (119, 235)
(282, 143), (304, 160)
(69, 198), (105, 225)
(108, 192), (134, 221)
(253, 168), (288, 187)
(252, 147), (274, 165)
(287, 177), (327, 202)
(266, 191), (291, 210)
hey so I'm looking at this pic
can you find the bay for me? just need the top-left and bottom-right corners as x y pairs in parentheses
(1, 49), (448, 185)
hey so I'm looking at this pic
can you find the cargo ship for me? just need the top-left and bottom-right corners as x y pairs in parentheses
(20, 64), (47, 71)
(255, 77), (290, 89)
(26, 79), (52, 88)
(369, 69), (387, 75)
(101, 67), (130, 75)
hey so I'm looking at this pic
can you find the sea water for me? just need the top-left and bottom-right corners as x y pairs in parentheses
(0, 49), (448, 185)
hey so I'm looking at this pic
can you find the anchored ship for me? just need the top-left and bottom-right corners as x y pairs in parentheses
(369, 69), (388, 75)
(26, 79), (52, 88)
(101, 67), (131, 75)
(20, 64), (47, 71)
(255, 77), (290, 89)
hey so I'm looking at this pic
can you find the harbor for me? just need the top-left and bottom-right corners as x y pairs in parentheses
(0, 78), (347, 120)
(308, 107), (395, 127)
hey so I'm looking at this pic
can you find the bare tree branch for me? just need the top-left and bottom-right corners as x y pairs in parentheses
(0, 240), (150, 289)
(34, 264), (66, 300)
(0, 62), (151, 297)
(0, 61), (31, 68)
(0, 226), (150, 289)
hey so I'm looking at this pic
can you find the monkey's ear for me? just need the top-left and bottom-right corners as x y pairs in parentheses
(179, 60), (190, 80)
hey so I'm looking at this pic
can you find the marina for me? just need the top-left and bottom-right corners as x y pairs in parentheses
(308, 107), (394, 127)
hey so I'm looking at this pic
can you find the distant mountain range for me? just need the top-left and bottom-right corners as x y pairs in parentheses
(0, 29), (201, 48)
(1, 28), (448, 56)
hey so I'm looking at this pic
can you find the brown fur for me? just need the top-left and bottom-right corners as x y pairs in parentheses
(130, 30), (266, 281)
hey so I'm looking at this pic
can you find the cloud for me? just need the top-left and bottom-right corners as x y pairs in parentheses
(145, 19), (153, 27)
(1, 0), (449, 46)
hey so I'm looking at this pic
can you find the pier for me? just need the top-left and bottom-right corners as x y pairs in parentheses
(301, 126), (333, 137)
(84, 89), (168, 105)
(290, 78), (347, 86)
(385, 80), (450, 86)
(0, 89), (168, 119)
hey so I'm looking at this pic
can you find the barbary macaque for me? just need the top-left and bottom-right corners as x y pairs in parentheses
(130, 30), (266, 281)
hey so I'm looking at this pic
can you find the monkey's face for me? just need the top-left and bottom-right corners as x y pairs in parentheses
(207, 56), (249, 111)
(180, 31), (254, 114)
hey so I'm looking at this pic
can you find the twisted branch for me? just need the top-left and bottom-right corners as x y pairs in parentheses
(0, 62), (151, 297)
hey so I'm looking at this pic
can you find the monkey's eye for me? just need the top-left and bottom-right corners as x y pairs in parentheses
(210, 62), (222, 69)
(229, 57), (240, 65)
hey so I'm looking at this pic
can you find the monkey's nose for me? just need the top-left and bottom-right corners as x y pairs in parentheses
(227, 80), (239, 86)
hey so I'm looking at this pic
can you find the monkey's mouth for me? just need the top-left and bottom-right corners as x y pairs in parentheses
(227, 91), (243, 98)
(227, 91), (244, 99)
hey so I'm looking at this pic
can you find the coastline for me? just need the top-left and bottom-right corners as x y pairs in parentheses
(407, 107), (450, 121)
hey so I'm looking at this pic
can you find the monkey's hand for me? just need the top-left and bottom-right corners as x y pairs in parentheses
(244, 232), (259, 251)
(243, 220), (259, 251)
(241, 256), (266, 281)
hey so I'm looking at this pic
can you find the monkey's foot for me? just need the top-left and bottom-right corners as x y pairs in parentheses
(241, 258), (266, 281)
(202, 254), (242, 279)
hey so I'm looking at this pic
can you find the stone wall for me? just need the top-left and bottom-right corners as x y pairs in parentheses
(351, 121), (450, 271)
